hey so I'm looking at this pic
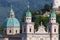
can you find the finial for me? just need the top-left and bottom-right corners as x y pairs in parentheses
(11, 4), (13, 8)
(27, 1), (30, 11)
(10, 4), (14, 13)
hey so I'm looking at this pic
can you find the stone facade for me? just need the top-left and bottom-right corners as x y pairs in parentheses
(21, 9), (59, 40)
(0, 3), (59, 40)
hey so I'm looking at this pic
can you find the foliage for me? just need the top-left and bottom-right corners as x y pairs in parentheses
(44, 4), (52, 11)
(21, 13), (25, 22)
(34, 15), (49, 30)
(41, 4), (52, 13)
(56, 14), (60, 24)
(34, 15), (42, 31)
(21, 10), (60, 32)
(0, 27), (3, 33)
(31, 10), (42, 16)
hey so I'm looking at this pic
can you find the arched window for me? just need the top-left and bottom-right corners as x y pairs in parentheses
(27, 18), (29, 20)
(54, 29), (56, 32)
(9, 30), (11, 33)
(52, 19), (53, 20)
(30, 28), (31, 32)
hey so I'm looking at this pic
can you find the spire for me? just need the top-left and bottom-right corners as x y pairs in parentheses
(10, 5), (14, 13)
(27, 2), (30, 11)
(26, 1), (32, 17)
(10, 5), (15, 18)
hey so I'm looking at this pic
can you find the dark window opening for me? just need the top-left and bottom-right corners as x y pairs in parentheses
(52, 19), (53, 20)
(54, 29), (56, 32)
(27, 18), (28, 20)
(9, 30), (11, 33)
(30, 28), (31, 32)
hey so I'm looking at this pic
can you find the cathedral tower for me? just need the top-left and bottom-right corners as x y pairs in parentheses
(22, 3), (34, 40)
(47, 10), (59, 40)
(3, 5), (20, 35)
(22, 4), (34, 34)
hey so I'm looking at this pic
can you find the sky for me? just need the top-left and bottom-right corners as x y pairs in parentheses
(0, 0), (53, 25)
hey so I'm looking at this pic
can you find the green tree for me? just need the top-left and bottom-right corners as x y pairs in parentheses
(41, 4), (52, 13)
(42, 16), (49, 26)
(34, 15), (42, 31)
(44, 4), (52, 11)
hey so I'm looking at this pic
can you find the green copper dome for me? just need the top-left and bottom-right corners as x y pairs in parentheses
(7, 18), (20, 27)
(2, 7), (20, 27)
(50, 10), (56, 18)
(26, 11), (32, 17)
(3, 18), (20, 27)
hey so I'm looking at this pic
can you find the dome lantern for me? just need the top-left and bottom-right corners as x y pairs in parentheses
(10, 5), (15, 18)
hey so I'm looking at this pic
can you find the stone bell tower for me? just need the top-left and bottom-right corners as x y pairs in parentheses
(47, 10), (59, 40)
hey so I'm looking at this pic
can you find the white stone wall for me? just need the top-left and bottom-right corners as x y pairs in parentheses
(7, 27), (20, 35)
(26, 34), (50, 40)
(53, 0), (60, 8)
(50, 17), (56, 23)
(51, 35), (59, 40)
(26, 23), (34, 33)
(4, 38), (9, 40)
(22, 23), (34, 33)
(51, 24), (59, 34)
(35, 25), (47, 33)
(26, 17), (32, 23)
